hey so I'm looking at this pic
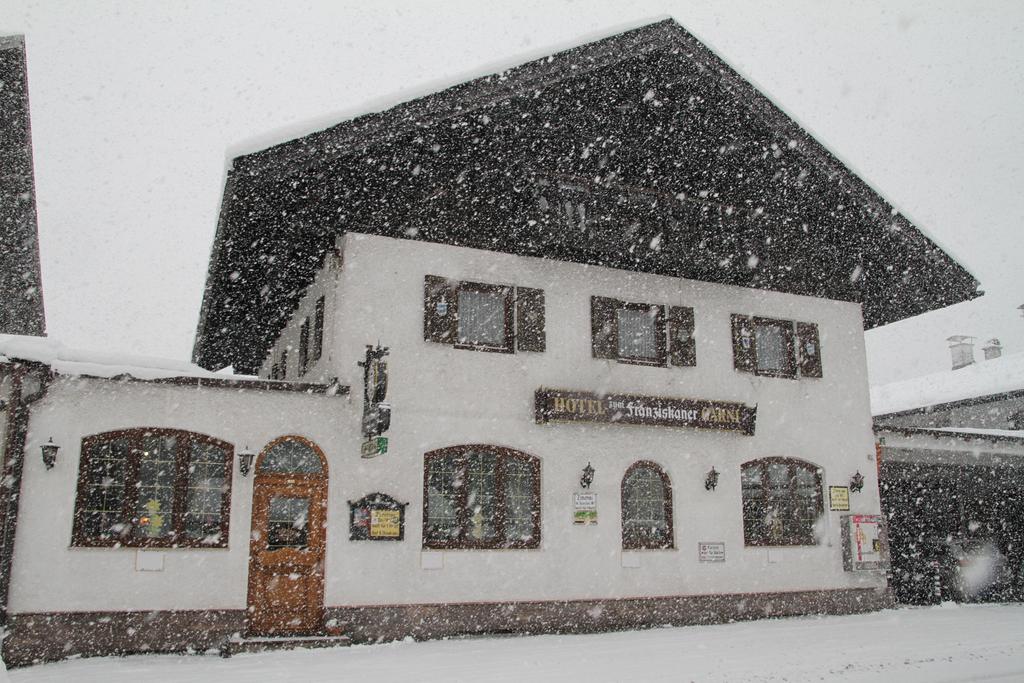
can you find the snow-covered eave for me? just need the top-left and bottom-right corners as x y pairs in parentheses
(0, 334), (349, 396)
(54, 369), (350, 397)
(874, 424), (1024, 445)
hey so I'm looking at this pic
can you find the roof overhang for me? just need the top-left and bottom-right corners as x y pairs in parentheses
(193, 19), (980, 373)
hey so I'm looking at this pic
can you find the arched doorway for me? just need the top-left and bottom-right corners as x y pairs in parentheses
(247, 435), (328, 635)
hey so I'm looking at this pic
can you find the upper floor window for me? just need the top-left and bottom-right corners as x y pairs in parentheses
(299, 318), (310, 375)
(731, 315), (822, 379)
(72, 429), (233, 548)
(591, 296), (695, 367)
(423, 445), (540, 549)
(621, 461), (674, 549)
(424, 276), (545, 354)
(312, 296), (325, 363)
(740, 457), (823, 546)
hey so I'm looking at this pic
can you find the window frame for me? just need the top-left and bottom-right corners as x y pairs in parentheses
(615, 302), (667, 367)
(311, 296), (325, 363)
(592, 296), (694, 368)
(422, 445), (541, 550)
(298, 317), (310, 376)
(740, 457), (823, 547)
(72, 428), (234, 549)
(454, 281), (515, 354)
(751, 316), (797, 378)
(621, 460), (675, 550)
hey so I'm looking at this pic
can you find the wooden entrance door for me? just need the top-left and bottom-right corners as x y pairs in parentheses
(247, 436), (327, 635)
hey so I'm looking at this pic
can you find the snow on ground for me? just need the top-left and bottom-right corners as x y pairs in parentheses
(9, 603), (1024, 682)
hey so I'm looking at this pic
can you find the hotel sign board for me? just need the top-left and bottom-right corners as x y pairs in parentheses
(535, 389), (756, 435)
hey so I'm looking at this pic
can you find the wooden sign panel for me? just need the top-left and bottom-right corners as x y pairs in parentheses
(535, 388), (756, 435)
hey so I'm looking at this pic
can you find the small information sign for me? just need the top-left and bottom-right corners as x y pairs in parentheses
(698, 541), (726, 563)
(829, 486), (850, 511)
(370, 509), (401, 538)
(573, 492), (597, 525)
(349, 492), (407, 541)
(360, 436), (388, 459)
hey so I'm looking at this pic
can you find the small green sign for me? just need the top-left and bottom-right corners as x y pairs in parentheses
(360, 437), (389, 459)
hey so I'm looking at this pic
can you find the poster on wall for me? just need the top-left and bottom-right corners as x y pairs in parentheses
(841, 514), (889, 571)
(349, 492), (408, 541)
(573, 492), (597, 525)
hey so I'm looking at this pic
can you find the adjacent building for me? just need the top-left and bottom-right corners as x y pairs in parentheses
(874, 346), (1024, 604)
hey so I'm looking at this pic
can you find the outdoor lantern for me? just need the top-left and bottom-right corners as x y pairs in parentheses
(580, 462), (595, 489)
(40, 438), (59, 470)
(238, 446), (256, 477)
(850, 470), (865, 493)
(705, 466), (719, 491)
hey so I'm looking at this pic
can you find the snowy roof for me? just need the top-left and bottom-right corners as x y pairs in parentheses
(193, 19), (978, 374)
(871, 353), (1024, 417)
(0, 334), (221, 380)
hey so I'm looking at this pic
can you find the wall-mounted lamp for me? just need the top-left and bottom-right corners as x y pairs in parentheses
(41, 438), (60, 470)
(238, 447), (256, 477)
(705, 466), (719, 491)
(580, 462), (595, 489)
(850, 470), (865, 493)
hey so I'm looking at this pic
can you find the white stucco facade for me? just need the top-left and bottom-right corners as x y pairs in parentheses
(8, 232), (886, 622)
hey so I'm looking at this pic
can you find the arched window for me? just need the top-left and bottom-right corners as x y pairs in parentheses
(257, 437), (324, 475)
(423, 445), (540, 549)
(72, 428), (233, 548)
(621, 461), (674, 549)
(741, 458), (823, 546)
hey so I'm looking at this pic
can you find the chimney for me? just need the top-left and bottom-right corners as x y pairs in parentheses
(947, 335), (975, 370)
(983, 338), (1002, 360)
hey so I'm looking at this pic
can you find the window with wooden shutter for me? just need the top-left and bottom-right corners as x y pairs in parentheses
(616, 303), (665, 365)
(312, 296), (325, 362)
(593, 296), (693, 367)
(668, 306), (696, 367)
(796, 322), (822, 378)
(753, 317), (796, 378)
(424, 275), (541, 355)
(731, 314), (756, 373)
(456, 282), (513, 352)
(733, 314), (820, 379)
(516, 287), (546, 352)
(591, 296), (619, 359)
(298, 318), (310, 375)
(424, 275), (458, 344)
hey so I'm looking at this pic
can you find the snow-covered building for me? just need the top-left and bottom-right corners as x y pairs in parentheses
(2, 20), (981, 665)
(873, 353), (1024, 604)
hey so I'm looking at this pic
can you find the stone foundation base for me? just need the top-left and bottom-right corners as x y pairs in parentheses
(329, 587), (893, 643)
(3, 587), (892, 667)
(2, 609), (246, 667)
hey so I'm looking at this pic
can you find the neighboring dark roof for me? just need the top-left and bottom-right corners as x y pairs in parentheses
(875, 425), (1024, 446)
(193, 19), (980, 373)
(0, 34), (46, 337)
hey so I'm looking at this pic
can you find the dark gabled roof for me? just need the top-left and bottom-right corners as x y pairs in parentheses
(193, 19), (980, 373)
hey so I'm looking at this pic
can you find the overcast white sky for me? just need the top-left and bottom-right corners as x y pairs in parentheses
(4, 0), (1023, 385)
